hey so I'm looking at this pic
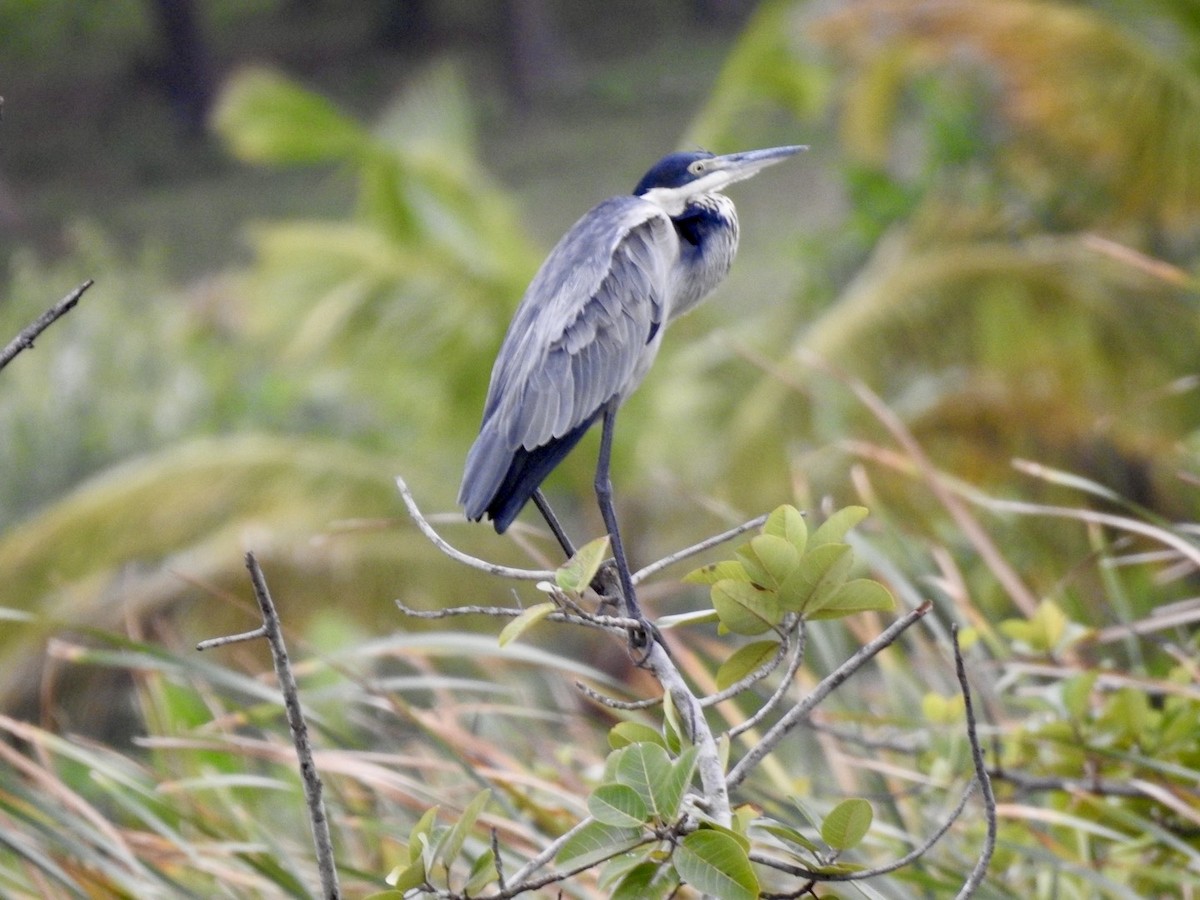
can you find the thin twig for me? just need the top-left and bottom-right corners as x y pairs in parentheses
(727, 602), (932, 789)
(632, 512), (770, 583)
(506, 816), (598, 886)
(395, 599), (637, 635)
(490, 827), (505, 893)
(752, 779), (977, 884)
(987, 769), (1147, 798)
(196, 627), (266, 650)
(699, 632), (791, 709)
(953, 625), (996, 900)
(727, 625), (806, 735)
(0, 280), (93, 372)
(208, 553), (341, 899)
(575, 681), (662, 710)
(395, 477), (556, 581)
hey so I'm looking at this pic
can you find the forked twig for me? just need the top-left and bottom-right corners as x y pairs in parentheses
(197, 553), (341, 899)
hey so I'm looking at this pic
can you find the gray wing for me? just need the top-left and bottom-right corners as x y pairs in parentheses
(459, 195), (677, 515)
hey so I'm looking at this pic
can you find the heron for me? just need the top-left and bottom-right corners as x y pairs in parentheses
(459, 144), (805, 640)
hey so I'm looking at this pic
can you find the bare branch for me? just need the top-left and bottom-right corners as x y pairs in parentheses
(952, 625), (996, 900)
(727, 602), (932, 789)
(394, 598), (637, 635)
(505, 815), (598, 886)
(195, 627), (266, 650)
(395, 476), (556, 581)
(575, 680), (662, 710)
(0, 280), (94, 372)
(632, 512), (770, 583)
(197, 553), (341, 899)
(987, 769), (1148, 798)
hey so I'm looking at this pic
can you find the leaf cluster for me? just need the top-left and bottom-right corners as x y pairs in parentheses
(686, 505), (894, 637)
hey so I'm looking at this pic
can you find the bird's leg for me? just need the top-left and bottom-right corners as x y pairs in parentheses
(533, 486), (622, 620)
(532, 489), (576, 558)
(594, 401), (655, 650)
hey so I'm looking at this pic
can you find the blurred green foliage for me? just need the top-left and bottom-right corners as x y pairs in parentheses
(690, 0), (1200, 602)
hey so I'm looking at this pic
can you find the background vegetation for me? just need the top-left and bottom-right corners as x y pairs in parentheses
(1, 0), (1197, 896)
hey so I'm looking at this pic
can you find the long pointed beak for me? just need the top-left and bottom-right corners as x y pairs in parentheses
(706, 144), (807, 188)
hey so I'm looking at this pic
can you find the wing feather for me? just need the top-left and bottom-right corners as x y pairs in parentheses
(459, 195), (677, 520)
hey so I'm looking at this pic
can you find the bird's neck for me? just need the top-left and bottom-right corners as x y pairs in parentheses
(674, 194), (735, 246)
(668, 193), (740, 319)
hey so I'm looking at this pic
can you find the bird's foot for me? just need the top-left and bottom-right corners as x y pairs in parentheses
(590, 561), (660, 663)
(626, 614), (664, 668)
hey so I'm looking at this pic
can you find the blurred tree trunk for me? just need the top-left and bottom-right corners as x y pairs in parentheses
(376, 0), (435, 49)
(147, 0), (215, 134)
(502, 0), (569, 108)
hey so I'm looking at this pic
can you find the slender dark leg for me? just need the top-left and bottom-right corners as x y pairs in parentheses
(594, 400), (649, 642)
(532, 489), (576, 558)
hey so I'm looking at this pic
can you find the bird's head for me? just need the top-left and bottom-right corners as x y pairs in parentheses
(634, 145), (806, 216)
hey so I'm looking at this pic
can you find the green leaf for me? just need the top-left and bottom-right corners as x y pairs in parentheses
(408, 806), (440, 864)
(683, 560), (748, 586)
(777, 543), (853, 615)
(1032, 599), (1069, 649)
(809, 506), (869, 548)
(763, 504), (808, 552)
(736, 534), (800, 589)
(609, 721), (668, 750)
(821, 798), (873, 851)
(1062, 672), (1098, 720)
(614, 743), (673, 820)
(612, 862), (678, 900)
(654, 746), (699, 822)
(759, 821), (821, 854)
(711, 580), (780, 635)
(674, 830), (759, 900)
(921, 692), (965, 725)
(661, 691), (684, 755)
(589, 783), (651, 828)
(385, 857), (427, 892)
(437, 788), (490, 871)
(805, 579), (895, 620)
(732, 804), (757, 836)
(464, 849), (498, 895)
(498, 602), (556, 646)
(556, 536), (610, 593)
(716, 640), (781, 691)
(556, 820), (644, 869)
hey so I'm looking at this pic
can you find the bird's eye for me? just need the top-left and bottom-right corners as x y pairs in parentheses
(688, 160), (707, 175)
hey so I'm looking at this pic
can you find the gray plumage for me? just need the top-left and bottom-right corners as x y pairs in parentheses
(459, 145), (804, 536)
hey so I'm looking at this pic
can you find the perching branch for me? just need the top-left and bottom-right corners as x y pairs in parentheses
(0, 280), (93, 372)
(396, 475), (768, 588)
(396, 476), (556, 582)
(197, 553), (341, 900)
(395, 474), (989, 896)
